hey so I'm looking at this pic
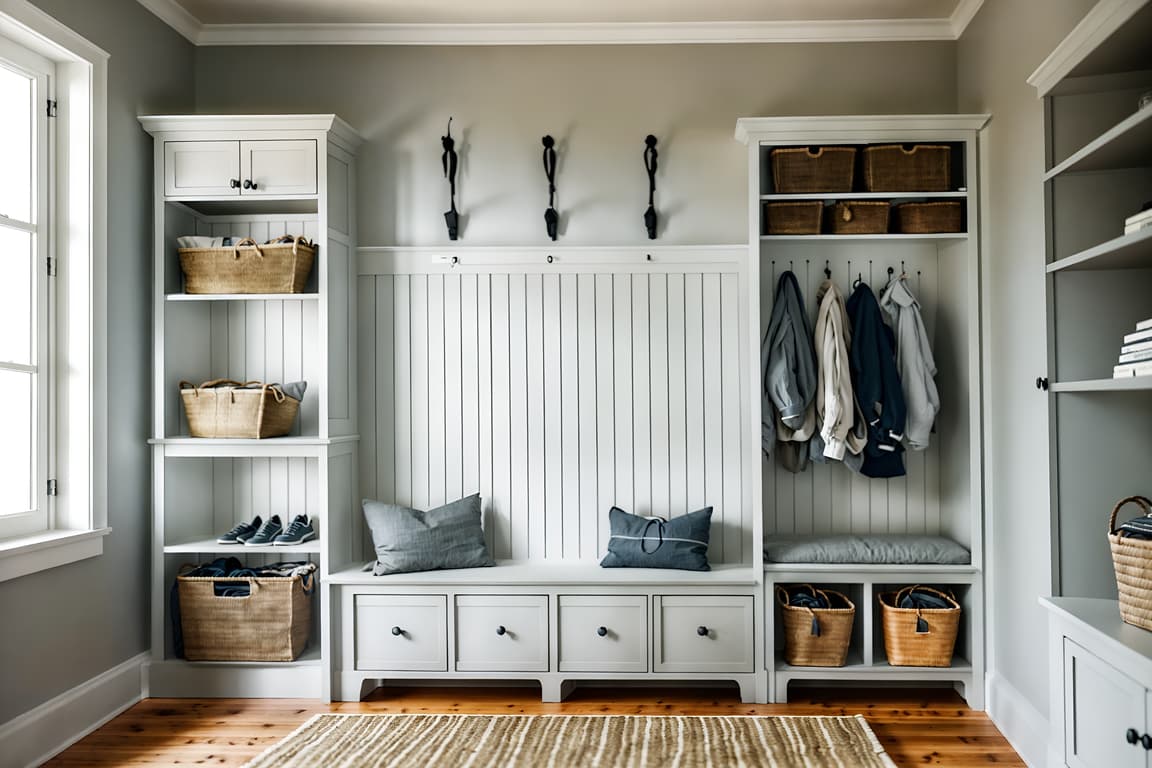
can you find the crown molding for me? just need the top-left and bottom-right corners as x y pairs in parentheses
(132, 3), (969, 46)
(949, 0), (985, 37)
(1028, 0), (1149, 96)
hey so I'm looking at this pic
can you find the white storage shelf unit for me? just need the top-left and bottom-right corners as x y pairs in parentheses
(141, 115), (360, 699)
(736, 115), (987, 706)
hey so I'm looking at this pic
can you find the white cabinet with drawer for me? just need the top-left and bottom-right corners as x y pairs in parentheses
(456, 595), (549, 672)
(654, 595), (754, 673)
(164, 139), (317, 198)
(558, 595), (647, 672)
(352, 594), (447, 672)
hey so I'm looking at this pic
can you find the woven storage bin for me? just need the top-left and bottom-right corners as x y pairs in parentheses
(770, 147), (856, 193)
(878, 586), (960, 667)
(179, 379), (300, 439)
(179, 235), (315, 294)
(777, 585), (855, 667)
(1109, 495), (1152, 631)
(863, 145), (952, 192)
(831, 201), (891, 234)
(896, 201), (963, 234)
(764, 201), (824, 235)
(177, 570), (314, 661)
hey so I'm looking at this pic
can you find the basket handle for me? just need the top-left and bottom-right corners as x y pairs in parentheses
(805, 147), (824, 158)
(1109, 495), (1152, 535)
(233, 238), (263, 259)
(263, 383), (287, 403)
(179, 379), (252, 397)
(900, 144), (918, 154)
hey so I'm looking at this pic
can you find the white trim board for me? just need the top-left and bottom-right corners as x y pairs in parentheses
(135, 1), (985, 46)
(0, 652), (147, 768)
(986, 671), (1049, 768)
(1027, 0), (1150, 96)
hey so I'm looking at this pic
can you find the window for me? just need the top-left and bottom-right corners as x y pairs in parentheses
(0, 34), (51, 541)
(0, 0), (108, 581)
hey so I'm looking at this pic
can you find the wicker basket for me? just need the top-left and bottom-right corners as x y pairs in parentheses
(863, 145), (952, 192)
(178, 235), (316, 294)
(1109, 495), (1152, 631)
(776, 585), (855, 667)
(177, 568), (314, 661)
(770, 147), (856, 193)
(878, 586), (960, 667)
(764, 201), (824, 235)
(830, 201), (891, 234)
(179, 379), (300, 439)
(895, 202), (963, 234)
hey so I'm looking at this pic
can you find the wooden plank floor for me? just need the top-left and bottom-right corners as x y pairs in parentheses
(43, 686), (1023, 767)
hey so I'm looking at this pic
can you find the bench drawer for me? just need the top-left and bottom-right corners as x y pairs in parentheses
(354, 594), (447, 671)
(654, 595), (754, 673)
(456, 595), (549, 672)
(558, 595), (647, 672)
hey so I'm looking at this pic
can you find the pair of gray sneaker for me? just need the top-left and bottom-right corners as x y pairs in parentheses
(215, 514), (316, 546)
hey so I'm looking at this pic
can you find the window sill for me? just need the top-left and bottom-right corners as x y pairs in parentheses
(0, 527), (111, 583)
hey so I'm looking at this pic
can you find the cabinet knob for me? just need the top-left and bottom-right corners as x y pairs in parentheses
(1036, 377), (1049, 391)
(496, 625), (507, 636)
(391, 626), (403, 636)
(1128, 728), (1140, 745)
(1142, 734), (1152, 751)
(697, 626), (709, 637)
(229, 178), (240, 189)
(597, 626), (608, 637)
(243, 179), (258, 190)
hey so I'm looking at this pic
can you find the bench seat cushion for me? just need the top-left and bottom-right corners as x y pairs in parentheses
(764, 534), (970, 565)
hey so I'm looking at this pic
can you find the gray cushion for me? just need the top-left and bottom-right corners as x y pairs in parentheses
(764, 534), (970, 565)
(363, 494), (496, 575)
(599, 506), (712, 571)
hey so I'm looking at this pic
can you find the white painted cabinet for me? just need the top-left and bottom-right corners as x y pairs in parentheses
(353, 594), (447, 672)
(140, 115), (360, 700)
(163, 138), (317, 197)
(456, 595), (549, 672)
(558, 595), (647, 672)
(654, 595), (754, 673)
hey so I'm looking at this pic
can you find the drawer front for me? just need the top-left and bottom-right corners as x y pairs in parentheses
(354, 594), (447, 671)
(242, 140), (318, 196)
(558, 595), (647, 672)
(1063, 637), (1147, 768)
(456, 595), (548, 672)
(164, 140), (240, 197)
(654, 595), (754, 673)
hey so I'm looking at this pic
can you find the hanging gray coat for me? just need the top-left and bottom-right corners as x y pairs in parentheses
(880, 276), (939, 450)
(761, 271), (817, 472)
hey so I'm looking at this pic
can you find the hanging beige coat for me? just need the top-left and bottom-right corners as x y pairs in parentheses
(813, 280), (866, 461)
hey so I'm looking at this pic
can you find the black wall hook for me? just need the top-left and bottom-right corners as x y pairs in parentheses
(441, 117), (459, 240)
(824, 261), (831, 279)
(542, 135), (558, 241)
(643, 135), (658, 240)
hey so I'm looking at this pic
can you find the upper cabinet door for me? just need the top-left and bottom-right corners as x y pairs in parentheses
(164, 141), (240, 197)
(241, 140), (317, 196)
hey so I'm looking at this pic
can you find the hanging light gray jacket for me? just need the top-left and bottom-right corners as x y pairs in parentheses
(761, 271), (817, 458)
(879, 277), (939, 450)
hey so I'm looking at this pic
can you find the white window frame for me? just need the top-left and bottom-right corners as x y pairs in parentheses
(0, 0), (108, 582)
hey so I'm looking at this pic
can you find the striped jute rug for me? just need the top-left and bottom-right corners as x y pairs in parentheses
(241, 712), (897, 768)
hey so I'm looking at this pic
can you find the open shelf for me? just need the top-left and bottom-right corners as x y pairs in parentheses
(760, 191), (968, 201)
(164, 538), (322, 555)
(1046, 226), (1152, 272)
(775, 655), (972, 675)
(1044, 105), (1152, 179)
(167, 292), (320, 302)
(151, 435), (357, 457)
(760, 233), (967, 241)
(162, 645), (323, 668)
(1050, 376), (1152, 392)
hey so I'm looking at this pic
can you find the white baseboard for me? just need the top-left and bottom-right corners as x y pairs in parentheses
(0, 651), (148, 768)
(987, 671), (1050, 768)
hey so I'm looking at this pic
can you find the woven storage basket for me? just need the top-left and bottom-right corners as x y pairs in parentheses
(179, 379), (300, 439)
(878, 586), (960, 667)
(863, 145), (952, 192)
(1109, 495), (1152, 631)
(178, 235), (315, 294)
(177, 569), (314, 661)
(770, 147), (856, 193)
(831, 201), (891, 234)
(777, 585), (855, 667)
(895, 202), (963, 234)
(764, 201), (824, 235)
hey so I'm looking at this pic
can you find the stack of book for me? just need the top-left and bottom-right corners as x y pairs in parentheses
(1114, 318), (1152, 377)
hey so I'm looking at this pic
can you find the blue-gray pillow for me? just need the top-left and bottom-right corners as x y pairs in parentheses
(362, 494), (495, 575)
(599, 506), (712, 571)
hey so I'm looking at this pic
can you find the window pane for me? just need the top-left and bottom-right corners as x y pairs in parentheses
(0, 63), (32, 224)
(0, 226), (32, 365)
(0, 369), (33, 516)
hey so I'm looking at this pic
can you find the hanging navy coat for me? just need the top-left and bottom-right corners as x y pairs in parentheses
(846, 282), (907, 478)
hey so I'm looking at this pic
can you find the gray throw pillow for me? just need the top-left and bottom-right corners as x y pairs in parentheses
(362, 493), (496, 575)
(599, 506), (712, 571)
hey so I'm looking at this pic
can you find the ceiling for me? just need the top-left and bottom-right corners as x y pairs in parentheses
(136, 0), (984, 45)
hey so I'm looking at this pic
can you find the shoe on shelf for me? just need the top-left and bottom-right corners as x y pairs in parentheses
(243, 514), (283, 546)
(274, 514), (317, 546)
(216, 516), (262, 545)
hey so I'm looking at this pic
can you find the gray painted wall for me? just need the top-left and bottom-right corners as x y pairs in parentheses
(0, 0), (193, 723)
(194, 43), (957, 246)
(957, 0), (1096, 728)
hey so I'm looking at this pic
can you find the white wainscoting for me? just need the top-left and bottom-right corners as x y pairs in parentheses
(357, 247), (753, 564)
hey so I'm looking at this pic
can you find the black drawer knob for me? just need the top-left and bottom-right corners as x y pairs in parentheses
(597, 626), (608, 637)
(243, 179), (258, 190)
(697, 626), (709, 637)
(1142, 734), (1152, 751)
(496, 625), (507, 636)
(1128, 728), (1140, 745)
(229, 178), (240, 188)
(391, 626), (403, 636)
